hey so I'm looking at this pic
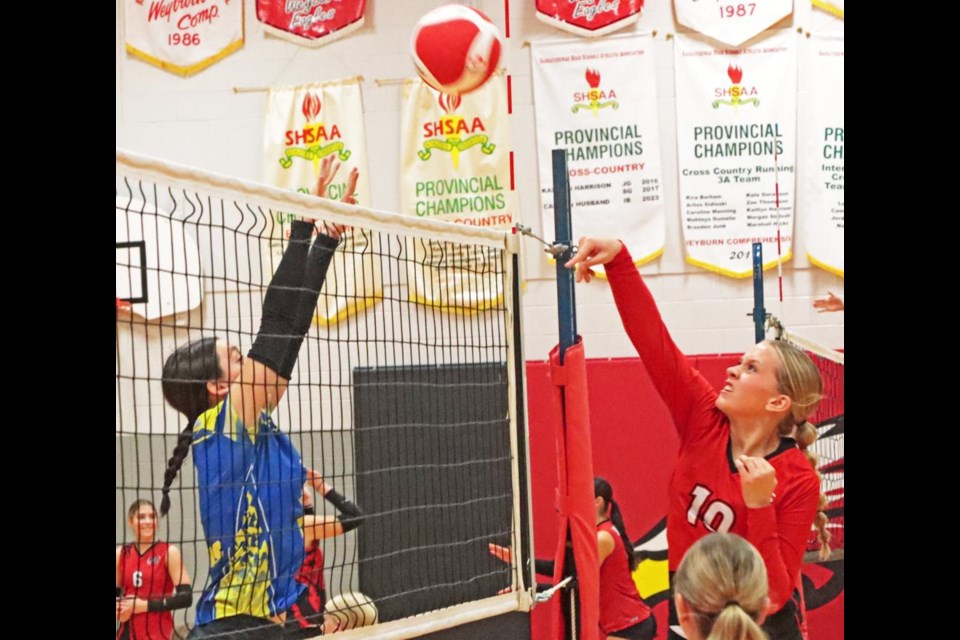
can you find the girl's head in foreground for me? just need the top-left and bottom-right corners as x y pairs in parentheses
(674, 533), (769, 640)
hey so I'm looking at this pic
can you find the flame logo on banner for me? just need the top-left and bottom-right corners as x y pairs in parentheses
(302, 93), (322, 122)
(438, 92), (462, 115)
(713, 63), (759, 109)
(573, 67), (618, 116)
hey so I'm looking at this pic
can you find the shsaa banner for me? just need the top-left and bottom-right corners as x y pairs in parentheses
(400, 76), (514, 311)
(256, 0), (365, 46)
(675, 30), (797, 278)
(674, 0), (793, 46)
(124, 0), (243, 75)
(536, 0), (644, 37)
(803, 34), (843, 277)
(263, 79), (380, 325)
(531, 35), (665, 274)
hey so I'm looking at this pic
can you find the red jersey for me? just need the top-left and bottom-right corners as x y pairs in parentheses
(117, 542), (175, 640)
(605, 247), (820, 615)
(598, 521), (651, 635)
(289, 540), (327, 628)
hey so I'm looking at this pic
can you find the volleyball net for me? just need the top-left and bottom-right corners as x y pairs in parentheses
(769, 317), (844, 559)
(116, 149), (533, 638)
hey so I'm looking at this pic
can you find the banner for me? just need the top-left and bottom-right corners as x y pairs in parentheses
(803, 35), (843, 277)
(674, 0), (793, 46)
(257, 0), (365, 46)
(400, 76), (514, 311)
(675, 30), (797, 277)
(536, 0), (644, 37)
(263, 79), (380, 325)
(812, 0), (844, 19)
(124, 0), (244, 76)
(531, 35), (665, 273)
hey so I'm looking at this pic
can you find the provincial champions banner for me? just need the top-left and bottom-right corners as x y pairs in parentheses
(674, 0), (793, 46)
(675, 30), (797, 278)
(531, 35), (665, 274)
(124, 0), (244, 76)
(803, 35), (843, 277)
(263, 79), (380, 325)
(400, 76), (514, 311)
(536, 0), (644, 37)
(257, 0), (365, 46)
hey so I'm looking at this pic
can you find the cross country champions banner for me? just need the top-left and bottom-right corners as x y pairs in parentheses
(803, 34), (843, 277)
(531, 35), (665, 274)
(400, 76), (514, 311)
(257, 0), (365, 46)
(674, 0), (793, 46)
(124, 0), (244, 75)
(536, 0), (644, 37)
(263, 79), (381, 325)
(674, 30), (797, 277)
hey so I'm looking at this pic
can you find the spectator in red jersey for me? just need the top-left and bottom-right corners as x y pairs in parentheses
(116, 499), (193, 640)
(490, 477), (655, 640)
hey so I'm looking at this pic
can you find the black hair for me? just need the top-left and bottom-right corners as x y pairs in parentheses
(595, 477), (638, 571)
(158, 337), (221, 516)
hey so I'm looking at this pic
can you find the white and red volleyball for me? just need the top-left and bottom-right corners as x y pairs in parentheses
(411, 5), (503, 96)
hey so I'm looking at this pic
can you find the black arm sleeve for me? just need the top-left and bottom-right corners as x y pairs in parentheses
(324, 488), (365, 533)
(116, 587), (122, 598)
(146, 584), (193, 612)
(534, 558), (555, 576)
(248, 224), (340, 379)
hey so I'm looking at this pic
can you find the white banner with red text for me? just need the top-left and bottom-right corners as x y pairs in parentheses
(263, 78), (380, 325)
(802, 34), (843, 277)
(400, 76), (515, 311)
(536, 0), (644, 38)
(674, 0), (793, 46)
(675, 30), (797, 278)
(256, 0), (365, 47)
(531, 35), (665, 274)
(124, 0), (244, 75)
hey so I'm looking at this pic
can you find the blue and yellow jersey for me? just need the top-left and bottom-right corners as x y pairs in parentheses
(191, 396), (307, 624)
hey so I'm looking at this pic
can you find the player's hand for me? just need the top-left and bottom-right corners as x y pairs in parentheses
(307, 468), (333, 496)
(735, 455), (778, 508)
(340, 167), (359, 205)
(117, 596), (135, 622)
(563, 237), (623, 283)
(313, 154), (341, 199)
(813, 291), (844, 313)
(488, 543), (513, 564)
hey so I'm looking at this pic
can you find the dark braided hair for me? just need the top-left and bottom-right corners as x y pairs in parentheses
(594, 477), (638, 571)
(159, 337), (221, 516)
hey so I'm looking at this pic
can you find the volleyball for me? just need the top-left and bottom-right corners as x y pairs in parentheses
(411, 4), (503, 96)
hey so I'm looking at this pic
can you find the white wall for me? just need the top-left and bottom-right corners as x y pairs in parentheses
(116, 0), (845, 362)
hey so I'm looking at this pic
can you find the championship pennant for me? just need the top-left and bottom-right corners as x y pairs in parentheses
(124, 0), (244, 76)
(531, 35), (666, 273)
(674, 0), (793, 46)
(256, 0), (365, 46)
(263, 79), (381, 325)
(536, 0), (644, 37)
(400, 76), (515, 311)
(802, 34), (843, 277)
(674, 30), (798, 277)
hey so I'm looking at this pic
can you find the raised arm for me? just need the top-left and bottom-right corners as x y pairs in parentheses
(566, 239), (718, 441)
(232, 162), (358, 426)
